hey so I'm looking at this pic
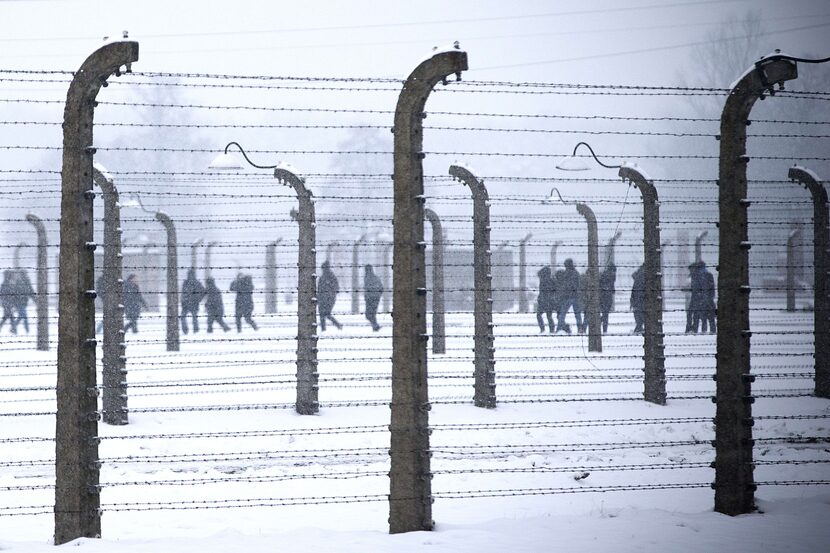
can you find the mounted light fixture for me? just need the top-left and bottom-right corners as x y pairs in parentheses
(555, 141), (620, 172)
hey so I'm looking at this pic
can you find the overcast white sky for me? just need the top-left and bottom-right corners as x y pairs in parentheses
(1, 0), (828, 84)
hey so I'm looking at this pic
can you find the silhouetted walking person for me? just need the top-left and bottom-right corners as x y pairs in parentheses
(11, 269), (35, 334)
(0, 270), (17, 334)
(230, 272), (258, 332)
(180, 268), (206, 334)
(630, 264), (645, 334)
(599, 263), (617, 334)
(691, 261), (716, 333)
(555, 258), (581, 334)
(204, 277), (230, 332)
(318, 261), (342, 331)
(536, 266), (557, 333)
(363, 264), (383, 331)
(122, 274), (147, 334)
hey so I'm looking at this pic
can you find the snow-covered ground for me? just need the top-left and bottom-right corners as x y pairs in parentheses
(1, 295), (828, 552)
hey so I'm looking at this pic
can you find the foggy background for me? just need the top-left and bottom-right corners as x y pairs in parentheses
(1, 0), (828, 305)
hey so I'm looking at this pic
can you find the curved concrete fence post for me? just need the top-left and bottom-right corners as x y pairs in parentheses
(389, 46), (467, 535)
(154, 211), (179, 352)
(786, 229), (803, 312)
(265, 239), (282, 314)
(424, 208), (445, 354)
(92, 164), (127, 425)
(450, 163), (495, 408)
(714, 53), (798, 516)
(619, 165), (666, 405)
(787, 166), (829, 397)
(276, 164), (319, 416)
(604, 230), (622, 268)
(55, 39), (138, 545)
(25, 214), (49, 351)
(550, 240), (563, 270)
(190, 238), (203, 270)
(576, 203), (602, 353)
(695, 230), (709, 264)
(351, 234), (367, 315)
(518, 233), (533, 313)
(205, 241), (217, 280)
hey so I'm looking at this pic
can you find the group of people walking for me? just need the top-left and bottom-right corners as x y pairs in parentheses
(0, 269), (35, 334)
(536, 258), (618, 335)
(539, 258), (717, 336)
(179, 269), (258, 334)
(318, 261), (384, 332)
(111, 270), (260, 334)
(99, 262), (385, 335)
(685, 261), (716, 333)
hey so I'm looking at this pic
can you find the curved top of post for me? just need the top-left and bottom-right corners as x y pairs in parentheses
(520, 233), (533, 245)
(132, 195), (171, 226)
(788, 228), (803, 241)
(69, 40), (138, 101)
(696, 230), (709, 242)
(618, 162), (657, 202)
(192, 238), (204, 248)
(155, 210), (173, 227)
(25, 212), (43, 225)
(576, 201), (596, 223)
(268, 238), (283, 247)
(722, 52), (798, 128)
(424, 207), (441, 227)
(608, 230), (622, 245)
(13, 242), (26, 268)
(355, 233), (368, 246)
(208, 240), (219, 247)
(449, 163), (488, 201)
(397, 45), (468, 112)
(274, 162), (311, 199)
(92, 162), (117, 196)
(789, 165), (828, 204)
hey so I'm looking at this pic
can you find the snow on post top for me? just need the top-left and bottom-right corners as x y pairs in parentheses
(276, 161), (302, 179)
(620, 161), (652, 182)
(92, 162), (114, 183)
(728, 50), (796, 90)
(416, 41), (465, 66)
(451, 161), (477, 175)
(790, 165), (821, 183)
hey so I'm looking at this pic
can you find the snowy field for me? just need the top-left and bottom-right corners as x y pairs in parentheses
(1, 294), (829, 552)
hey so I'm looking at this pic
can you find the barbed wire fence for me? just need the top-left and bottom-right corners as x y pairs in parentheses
(0, 45), (828, 543)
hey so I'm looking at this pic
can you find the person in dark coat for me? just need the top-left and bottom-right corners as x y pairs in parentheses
(0, 270), (17, 334)
(363, 264), (383, 331)
(230, 272), (258, 332)
(689, 261), (705, 333)
(122, 274), (147, 334)
(180, 268), (207, 334)
(318, 261), (342, 331)
(11, 269), (35, 334)
(630, 264), (645, 334)
(691, 261), (717, 333)
(555, 258), (581, 334)
(599, 263), (617, 334)
(536, 266), (557, 333)
(204, 277), (230, 332)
